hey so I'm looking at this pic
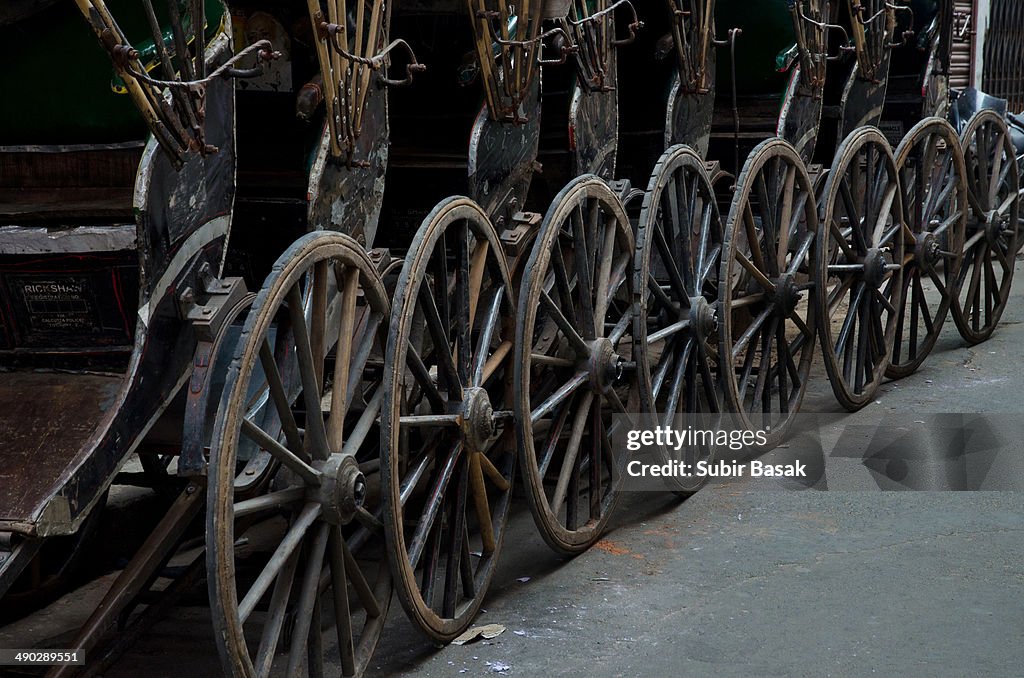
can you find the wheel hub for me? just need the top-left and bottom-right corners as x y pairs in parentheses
(316, 454), (365, 526)
(688, 296), (718, 340)
(771, 273), (803, 318)
(459, 387), (495, 452)
(862, 248), (889, 289)
(588, 337), (622, 394)
(914, 232), (941, 272)
(983, 209), (1009, 246)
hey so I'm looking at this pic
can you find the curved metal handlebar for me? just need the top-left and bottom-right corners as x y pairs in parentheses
(566, 0), (644, 48)
(321, 25), (426, 87)
(852, 1), (915, 48)
(115, 39), (280, 90)
(476, 23), (576, 65)
(796, 11), (855, 61)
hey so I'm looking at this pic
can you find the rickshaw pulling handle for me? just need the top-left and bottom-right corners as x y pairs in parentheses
(473, 17), (577, 67)
(783, 3), (855, 62)
(851, 2), (916, 49)
(553, 0), (642, 48)
(320, 23), (427, 88)
(108, 38), (280, 157)
(564, 0), (644, 48)
(112, 39), (281, 89)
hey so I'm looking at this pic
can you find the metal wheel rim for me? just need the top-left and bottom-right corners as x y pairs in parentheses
(380, 197), (516, 641)
(207, 231), (393, 678)
(514, 175), (635, 554)
(634, 145), (724, 494)
(887, 117), (968, 378)
(816, 127), (904, 410)
(720, 139), (818, 446)
(951, 110), (1020, 344)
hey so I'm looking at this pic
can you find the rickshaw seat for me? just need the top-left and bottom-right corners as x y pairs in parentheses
(0, 371), (124, 534)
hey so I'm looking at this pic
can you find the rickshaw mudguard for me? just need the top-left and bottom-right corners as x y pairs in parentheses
(778, 64), (826, 163)
(666, 47), (717, 158)
(307, 85), (389, 247)
(570, 50), (619, 181)
(468, 76), (543, 221)
(837, 47), (893, 141)
(0, 34), (236, 540)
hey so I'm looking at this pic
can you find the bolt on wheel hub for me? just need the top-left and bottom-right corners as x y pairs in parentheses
(983, 209), (1009, 246)
(459, 386), (495, 452)
(688, 296), (718, 340)
(588, 337), (622, 394)
(771, 273), (803, 318)
(316, 453), (365, 526)
(914, 232), (941, 272)
(862, 248), (889, 289)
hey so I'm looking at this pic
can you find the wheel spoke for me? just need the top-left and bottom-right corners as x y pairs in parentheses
(258, 338), (304, 455)
(531, 371), (588, 424)
(551, 244), (579, 326)
(241, 419), (322, 487)
(233, 487), (306, 519)
(776, 165), (796, 271)
(253, 550), (301, 678)
(327, 527), (356, 677)
(285, 523), (331, 675)
(648, 318), (692, 344)
(835, 283), (866, 358)
(239, 502), (322, 623)
(455, 220), (473, 386)
(472, 286), (505, 385)
(731, 306), (773, 359)
(734, 251), (776, 292)
(406, 345), (446, 412)
(550, 392), (594, 514)
(654, 219), (691, 300)
(327, 267), (360, 452)
(408, 441), (462, 568)
(742, 202), (769, 273)
(572, 204), (597, 338)
(594, 215), (620, 323)
(469, 452), (496, 555)
(540, 290), (592, 357)
(418, 282), (463, 400)
(287, 286), (331, 460)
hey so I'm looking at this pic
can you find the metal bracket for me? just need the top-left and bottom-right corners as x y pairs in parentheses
(608, 178), (637, 204)
(367, 248), (393, 276)
(501, 212), (542, 258)
(178, 265), (249, 343)
(179, 273), (253, 478)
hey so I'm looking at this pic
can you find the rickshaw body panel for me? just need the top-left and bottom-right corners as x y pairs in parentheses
(0, 22), (236, 541)
(469, 79), (543, 219)
(307, 86), (390, 246)
(666, 48), (716, 158)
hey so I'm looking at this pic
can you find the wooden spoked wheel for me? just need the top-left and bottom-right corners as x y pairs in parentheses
(952, 111), (1020, 344)
(634, 146), (724, 494)
(514, 175), (636, 554)
(816, 127), (905, 411)
(207, 231), (393, 678)
(380, 198), (516, 642)
(887, 118), (968, 379)
(720, 139), (818, 447)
